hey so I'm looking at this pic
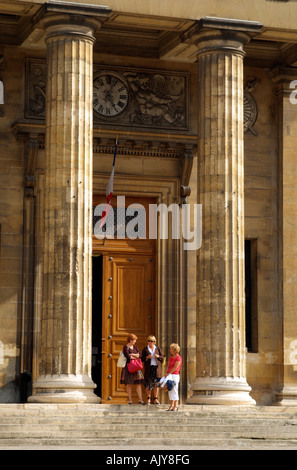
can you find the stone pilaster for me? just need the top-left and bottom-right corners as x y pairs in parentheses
(271, 67), (297, 406)
(187, 18), (261, 405)
(29, 4), (110, 403)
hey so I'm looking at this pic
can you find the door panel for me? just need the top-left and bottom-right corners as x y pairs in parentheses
(101, 252), (155, 403)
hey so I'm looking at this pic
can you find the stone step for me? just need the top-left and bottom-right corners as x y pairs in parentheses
(0, 403), (295, 411)
(1, 416), (295, 426)
(1, 418), (296, 428)
(0, 404), (297, 449)
(1, 423), (297, 439)
(1, 422), (297, 433)
(0, 406), (296, 422)
(0, 428), (297, 444)
(1, 436), (297, 450)
(0, 406), (296, 419)
(1, 407), (296, 419)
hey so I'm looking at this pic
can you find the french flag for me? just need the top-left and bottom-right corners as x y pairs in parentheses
(99, 137), (118, 229)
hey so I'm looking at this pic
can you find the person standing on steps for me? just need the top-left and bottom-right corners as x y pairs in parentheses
(142, 335), (165, 405)
(120, 333), (145, 405)
(166, 343), (182, 411)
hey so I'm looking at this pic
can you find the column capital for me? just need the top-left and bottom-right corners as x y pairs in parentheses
(185, 16), (262, 57)
(34, 1), (111, 40)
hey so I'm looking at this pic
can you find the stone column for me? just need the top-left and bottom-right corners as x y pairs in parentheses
(187, 18), (261, 405)
(272, 67), (297, 406)
(29, 4), (110, 403)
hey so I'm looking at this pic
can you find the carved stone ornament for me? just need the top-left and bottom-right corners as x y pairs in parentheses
(25, 59), (189, 132)
(244, 78), (258, 135)
(93, 67), (189, 130)
(25, 59), (46, 119)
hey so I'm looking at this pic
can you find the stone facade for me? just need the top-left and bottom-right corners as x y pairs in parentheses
(0, 1), (297, 406)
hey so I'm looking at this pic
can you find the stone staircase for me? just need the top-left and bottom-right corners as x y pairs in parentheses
(1, 403), (297, 449)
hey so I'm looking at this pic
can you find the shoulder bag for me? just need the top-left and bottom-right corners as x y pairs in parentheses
(117, 351), (127, 368)
(127, 358), (143, 373)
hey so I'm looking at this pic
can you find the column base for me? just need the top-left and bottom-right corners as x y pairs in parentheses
(28, 374), (101, 404)
(274, 386), (297, 406)
(186, 377), (256, 406)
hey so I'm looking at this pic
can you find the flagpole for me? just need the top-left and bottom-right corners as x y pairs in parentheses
(100, 136), (118, 244)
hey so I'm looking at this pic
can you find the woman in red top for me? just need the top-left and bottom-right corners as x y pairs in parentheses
(166, 343), (182, 411)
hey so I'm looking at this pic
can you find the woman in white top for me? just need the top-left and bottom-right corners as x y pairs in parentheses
(142, 335), (165, 405)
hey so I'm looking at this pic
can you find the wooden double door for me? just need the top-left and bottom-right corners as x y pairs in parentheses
(101, 251), (155, 402)
(92, 196), (156, 403)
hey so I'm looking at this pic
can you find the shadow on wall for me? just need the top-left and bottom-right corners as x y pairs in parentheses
(0, 346), (25, 403)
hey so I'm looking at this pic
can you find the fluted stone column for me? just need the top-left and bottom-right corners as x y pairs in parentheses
(29, 5), (110, 403)
(187, 19), (261, 405)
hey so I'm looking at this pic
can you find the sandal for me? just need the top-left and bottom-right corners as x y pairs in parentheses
(166, 406), (174, 411)
(128, 401), (133, 405)
(173, 407), (178, 411)
(147, 397), (151, 405)
(138, 400), (146, 405)
(153, 397), (160, 405)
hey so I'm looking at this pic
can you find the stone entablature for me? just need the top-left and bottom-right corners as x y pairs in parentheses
(25, 58), (258, 135)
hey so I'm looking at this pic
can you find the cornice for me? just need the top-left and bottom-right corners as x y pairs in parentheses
(11, 120), (197, 155)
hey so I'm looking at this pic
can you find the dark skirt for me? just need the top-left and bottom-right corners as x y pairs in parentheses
(144, 365), (160, 390)
(120, 365), (144, 385)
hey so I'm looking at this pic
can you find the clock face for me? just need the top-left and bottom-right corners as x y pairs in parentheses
(93, 72), (129, 117)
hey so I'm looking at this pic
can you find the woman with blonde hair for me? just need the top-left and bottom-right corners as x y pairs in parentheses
(166, 343), (182, 411)
(120, 333), (145, 405)
(142, 335), (165, 405)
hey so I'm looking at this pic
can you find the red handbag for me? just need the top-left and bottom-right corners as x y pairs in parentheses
(127, 359), (143, 373)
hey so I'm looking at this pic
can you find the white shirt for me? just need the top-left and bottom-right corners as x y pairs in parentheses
(148, 345), (158, 366)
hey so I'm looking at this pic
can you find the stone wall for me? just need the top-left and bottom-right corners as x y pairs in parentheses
(0, 46), (25, 402)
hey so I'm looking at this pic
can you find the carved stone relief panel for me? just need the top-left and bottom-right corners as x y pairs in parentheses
(25, 59), (190, 132)
(93, 66), (189, 131)
(25, 58), (46, 119)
